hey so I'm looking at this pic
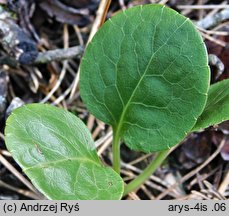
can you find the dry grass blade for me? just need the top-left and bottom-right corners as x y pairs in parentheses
(191, 190), (210, 200)
(126, 192), (141, 200)
(95, 130), (113, 148)
(40, 24), (69, 103)
(218, 170), (229, 195)
(121, 162), (169, 188)
(158, 0), (170, 5)
(129, 153), (153, 166)
(0, 132), (5, 141)
(69, 0), (112, 102)
(0, 180), (42, 199)
(40, 61), (68, 103)
(0, 132), (41, 197)
(203, 180), (226, 200)
(0, 153), (40, 196)
(97, 136), (113, 156)
(201, 32), (227, 47)
(177, 5), (229, 10)
(197, 27), (229, 36)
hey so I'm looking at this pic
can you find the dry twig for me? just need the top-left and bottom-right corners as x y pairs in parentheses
(197, 8), (229, 29)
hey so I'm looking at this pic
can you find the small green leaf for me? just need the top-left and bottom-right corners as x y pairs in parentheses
(192, 79), (229, 131)
(80, 4), (210, 152)
(5, 104), (124, 200)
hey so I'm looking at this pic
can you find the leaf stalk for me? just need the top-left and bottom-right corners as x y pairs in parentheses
(112, 130), (121, 174)
(123, 149), (170, 196)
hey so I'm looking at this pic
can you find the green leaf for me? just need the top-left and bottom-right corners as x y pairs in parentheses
(5, 104), (124, 200)
(192, 79), (229, 131)
(80, 4), (210, 152)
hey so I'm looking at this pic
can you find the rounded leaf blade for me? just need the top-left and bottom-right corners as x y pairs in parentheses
(80, 4), (210, 152)
(5, 104), (124, 200)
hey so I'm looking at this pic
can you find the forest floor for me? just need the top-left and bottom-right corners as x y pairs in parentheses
(0, 0), (228, 200)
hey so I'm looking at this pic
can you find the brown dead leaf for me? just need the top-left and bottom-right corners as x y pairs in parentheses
(61, 0), (99, 9)
(174, 133), (212, 169)
(38, 0), (98, 26)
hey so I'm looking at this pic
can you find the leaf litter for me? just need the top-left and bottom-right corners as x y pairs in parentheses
(0, 0), (228, 200)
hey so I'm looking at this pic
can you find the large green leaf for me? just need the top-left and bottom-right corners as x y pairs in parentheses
(192, 79), (229, 131)
(80, 4), (210, 152)
(5, 104), (124, 200)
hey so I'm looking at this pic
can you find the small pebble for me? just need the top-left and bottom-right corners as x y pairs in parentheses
(5, 97), (24, 118)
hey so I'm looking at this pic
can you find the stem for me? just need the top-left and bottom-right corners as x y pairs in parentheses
(112, 131), (121, 174)
(123, 149), (170, 196)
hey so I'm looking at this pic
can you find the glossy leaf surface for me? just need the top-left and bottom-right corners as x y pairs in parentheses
(5, 104), (124, 200)
(80, 4), (210, 152)
(193, 79), (229, 131)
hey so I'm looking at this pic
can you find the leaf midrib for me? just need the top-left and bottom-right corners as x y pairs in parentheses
(23, 157), (100, 172)
(114, 11), (188, 139)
